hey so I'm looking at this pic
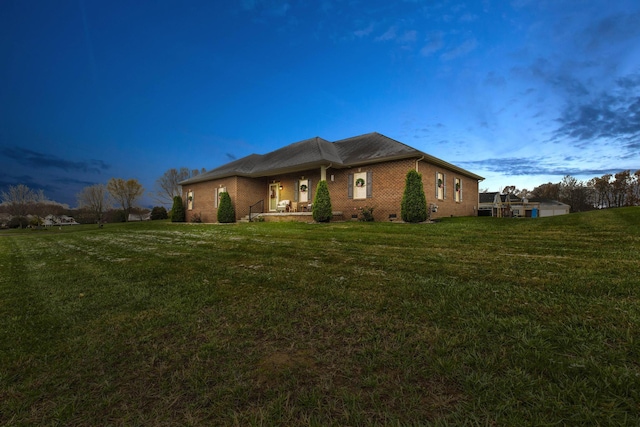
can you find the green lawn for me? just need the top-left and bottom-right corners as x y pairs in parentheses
(1, 208), (639, 426)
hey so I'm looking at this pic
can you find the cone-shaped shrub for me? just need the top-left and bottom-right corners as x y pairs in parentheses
(171, 196), (185, 222)
(312, 180), (333, 223)
(217, 192), (236, 223)
(401, 169), (428, 223)
(151, 206), (168, 220)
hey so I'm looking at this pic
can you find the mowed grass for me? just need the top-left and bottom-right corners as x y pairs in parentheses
(1, 208), (639, 426)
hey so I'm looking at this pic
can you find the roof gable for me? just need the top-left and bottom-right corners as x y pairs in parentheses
(180, 132), (484, 185)
(334, 132), (419, 164)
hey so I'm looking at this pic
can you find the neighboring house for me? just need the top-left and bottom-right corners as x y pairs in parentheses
(529, 198), (571, 217)
(478, 192), (525, 217)
(0, 213), (11, 228)
(179, 132), (485, 223)
(128, 212), (151, 221)
(478, 193), (570, 217)
(43, 214), (79, 226)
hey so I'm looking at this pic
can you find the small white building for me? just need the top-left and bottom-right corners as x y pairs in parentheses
(530, 198), (571, 217)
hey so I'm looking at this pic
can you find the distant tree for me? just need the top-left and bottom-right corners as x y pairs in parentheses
(107, 178), (144, 221)
(611, 170), (635, 207)
(312, 180), (333, 223)
(502, 185), (517, 195)
(632, 170), (640, 206)
(532, 182), (561, 201)
(77, 184), (110, 224)
(150, 167), (205, 206)
(171, 196), (185, 222)
(401, 169), (428, 223)
(150, 206), (168, 220)
(588, 174), (613, 208)
(559, 175), (593, 212)
(217, 192), (236, 223)
(0, 184), (37, 228)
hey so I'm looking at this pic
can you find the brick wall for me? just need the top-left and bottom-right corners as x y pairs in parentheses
(183, 158), (480, 223)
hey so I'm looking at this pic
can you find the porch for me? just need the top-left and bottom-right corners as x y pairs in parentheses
(240, 211), (344, 223)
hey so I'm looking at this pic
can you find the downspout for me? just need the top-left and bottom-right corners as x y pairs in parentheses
(321, 163), (333, 181)
(415, 156), (424, 172)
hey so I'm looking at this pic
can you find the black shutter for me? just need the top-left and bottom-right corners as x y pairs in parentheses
(348, 174), (353, 199)
(294, 180), (299, 202)
(366, 170), (373, 198)
(308, 179), (313, 202)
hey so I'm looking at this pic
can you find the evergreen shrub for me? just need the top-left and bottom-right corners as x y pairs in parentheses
(312, 180), (333, 223)
(151, 206), (168, 220)
(171, 196), (185, 222)
(217, 192), (236, 223)
(401, 169), (428, 223)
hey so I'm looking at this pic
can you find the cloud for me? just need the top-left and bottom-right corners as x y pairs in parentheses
(354, 23), (374, 38)
(484, 71), (506, 87)
(53, 177), (99, 186)
(441, 38), (477, 61)
(375, 26), (397, 42)
(582, 11), (640, 50)
(0, 147), (111, 174)
(553, 72), (640, 152)
(420, 31), (444, 56)
(459, 157), (624, 178)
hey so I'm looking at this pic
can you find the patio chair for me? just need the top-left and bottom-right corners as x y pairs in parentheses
(276, 199), (290, 212)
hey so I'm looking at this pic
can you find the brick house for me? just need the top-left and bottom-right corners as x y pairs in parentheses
(179, 132), (484, 222)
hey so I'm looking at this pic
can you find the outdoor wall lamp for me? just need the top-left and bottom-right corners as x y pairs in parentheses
(279, 184), (283, 190)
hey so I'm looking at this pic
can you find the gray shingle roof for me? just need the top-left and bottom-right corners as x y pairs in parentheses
(180, 132), (484, 185)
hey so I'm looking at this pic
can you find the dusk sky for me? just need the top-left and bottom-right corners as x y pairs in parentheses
(2, 0), (639, 207)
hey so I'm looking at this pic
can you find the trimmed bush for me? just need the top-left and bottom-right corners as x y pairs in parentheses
(312, 180), (333, 223)
(151, 206), (168, 220)
(217, 192), (236, 223)
(401, 169), (428, 223)
(171, 196), (185, 222)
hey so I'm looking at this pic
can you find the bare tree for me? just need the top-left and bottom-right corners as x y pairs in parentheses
(150, 167), (193, 206)
(77, 184), (111, 223)
(0, 184), (37, 227)
(107, 178), (144, 221)
(153, 168), (183, 206)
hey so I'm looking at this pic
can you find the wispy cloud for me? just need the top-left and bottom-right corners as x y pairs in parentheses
(459, 157), (623, 178)
(354, 22), (374, 38)
(375, 26), (397, 41)
(441, 38), (477, 61)
(553, 72), (640, 154)
(0, 147), (111, 174)
(420, 31), (444, 56)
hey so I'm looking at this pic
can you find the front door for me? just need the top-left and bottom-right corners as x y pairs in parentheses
(269, 183), (279, 211)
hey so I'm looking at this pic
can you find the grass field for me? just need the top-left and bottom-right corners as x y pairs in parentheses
(1, 208), (639, 426)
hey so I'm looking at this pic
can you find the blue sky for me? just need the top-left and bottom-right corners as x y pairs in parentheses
(2, 0), (639, 207)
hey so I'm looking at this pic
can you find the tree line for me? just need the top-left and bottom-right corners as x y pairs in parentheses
(498, 170), (640, 212)
(0, 168), (206, 228)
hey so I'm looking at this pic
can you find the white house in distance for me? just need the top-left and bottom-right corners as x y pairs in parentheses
(478, 193), (570, 217)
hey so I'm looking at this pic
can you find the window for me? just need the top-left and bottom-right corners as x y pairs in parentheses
(436, 172), (445, 200)
(348, 171), (373, 199)
(187, 191), (194, 210)
(214, 187), (227, 208)
(454, 178), (462, 202)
